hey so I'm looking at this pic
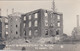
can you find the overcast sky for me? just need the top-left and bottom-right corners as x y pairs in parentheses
(0, 0), (80, 36)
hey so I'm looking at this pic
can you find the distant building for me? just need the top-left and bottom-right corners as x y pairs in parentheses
(72, 27), (80, 40)
(72, 15), (80, 40)
(0, 16), (7, 40)
(8, 12), (23, 39)
(21, 9), (63, 39)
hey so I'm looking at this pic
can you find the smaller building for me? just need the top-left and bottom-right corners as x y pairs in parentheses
(8, 12), (23, 39)
(0, 16), (7, 40)
(72, 27), (80, 41)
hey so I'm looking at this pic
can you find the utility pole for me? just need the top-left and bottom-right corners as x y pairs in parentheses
(51, 0), (56, 12)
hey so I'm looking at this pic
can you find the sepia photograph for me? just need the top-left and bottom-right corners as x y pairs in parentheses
(0, 0), (80, 51)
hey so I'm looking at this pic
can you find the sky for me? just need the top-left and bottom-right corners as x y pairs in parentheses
(0, 0), (80, 36)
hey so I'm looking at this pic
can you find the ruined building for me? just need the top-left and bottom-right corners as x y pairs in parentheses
(0, 9), (63, 40)
(0, 16), (8, 40)
(0, 9), (9, 40)
(8, 12), (22, 39)
(21, 9), (63, 39)
(0, 0), (63, 40)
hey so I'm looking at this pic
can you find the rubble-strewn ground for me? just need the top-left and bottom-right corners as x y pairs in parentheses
(3, 43), (80, 51)
(2, 37), (80, 51)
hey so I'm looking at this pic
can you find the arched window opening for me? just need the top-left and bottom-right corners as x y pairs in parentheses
(35, 13), (38, 18)
(29, 21), (31, 27)
(34, 20), (38, 27)
(29, 30), (31, 36)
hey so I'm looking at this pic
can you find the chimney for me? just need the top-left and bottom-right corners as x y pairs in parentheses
(77, 15), (79, 27)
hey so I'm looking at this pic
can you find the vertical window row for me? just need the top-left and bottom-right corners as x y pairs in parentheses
(5, 18), (8, 35)
(57, 15), (60, 27)
(45, 12), (48, 26)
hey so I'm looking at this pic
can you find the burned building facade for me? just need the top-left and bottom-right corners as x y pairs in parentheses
(21, 9), (63, 39)
(0, 16), (8, 40)
(8, 12), (22, 39)
(0, 9), (63, 40)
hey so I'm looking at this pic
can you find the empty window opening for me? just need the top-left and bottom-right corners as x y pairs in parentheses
(11, 31), (12, 33)
(29, 30), (31, 36)
(24, 23), (26, 27)
(6, 25), (8, 28)
(16, 31), (18, 34)
(50, 23), (54, 28)
(58, 23), (60, 27)
(5, 18), (8, 23)
(56, 30), (59, 35)
(34, 30), (38, 36)
(35, 13), (38, 18)
(29, 15), (31, 20)
(34, 20), (38, 27)
(29, 21), (31, 27)
(57, 15), (60, 19)
(6, 32), (8, 35)
(16, 25), (18, 27)
(24, 31), (26, 36)
(24, 16), (26, 21)
(45, 13), (47, 17)
(45, 30), (48, 35)
(45, 23), (48, 26)
(45, 20), (48, 26)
